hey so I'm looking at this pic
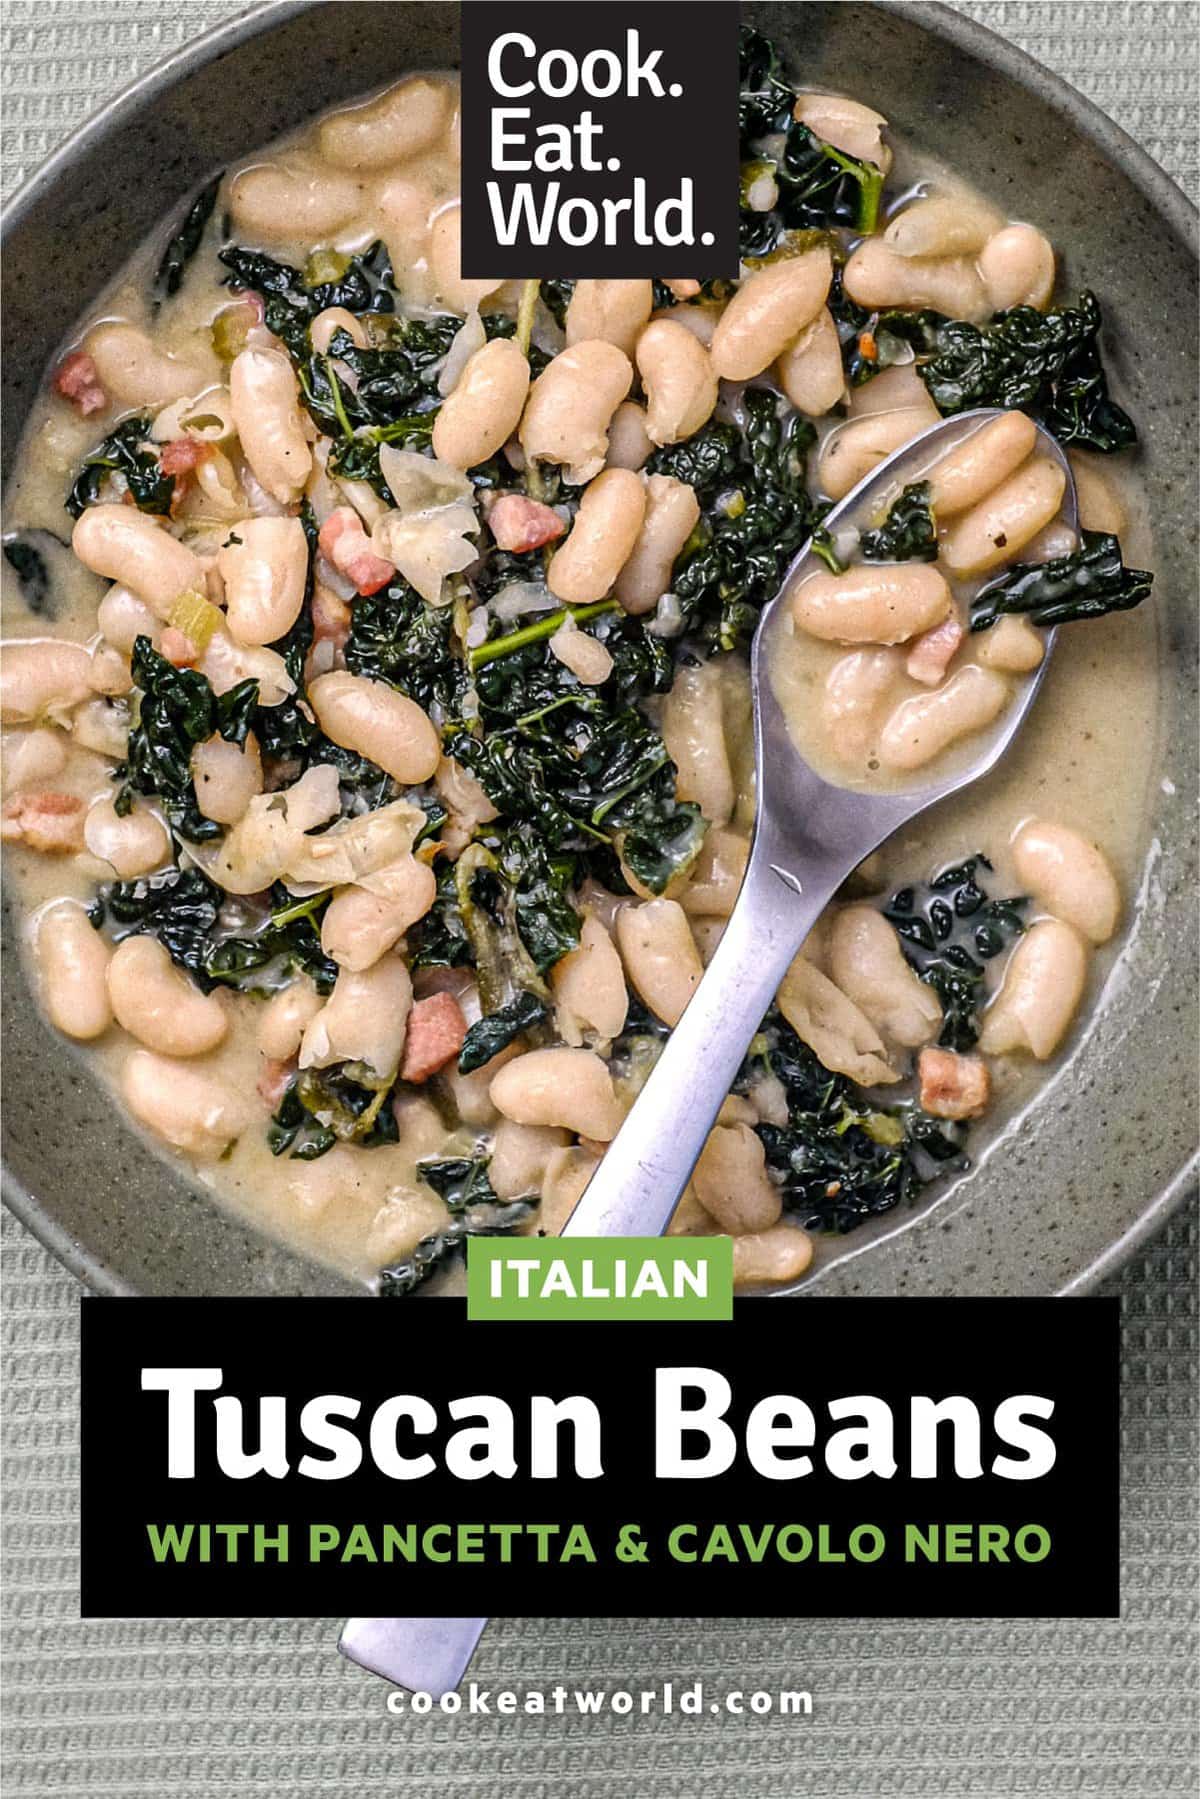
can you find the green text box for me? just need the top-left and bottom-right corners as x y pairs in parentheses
(467, 1237), (732, 1320)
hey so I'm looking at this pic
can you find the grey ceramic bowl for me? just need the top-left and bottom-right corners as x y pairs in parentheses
(2, 1), (1196, 1297)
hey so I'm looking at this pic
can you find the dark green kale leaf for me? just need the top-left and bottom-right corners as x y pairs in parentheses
(970, 530), (1153, 630)
(458, 990), (548, 1073)
(538, 278), (574, 327)
(270, 1060), (400, 1160)
(377, 1198), (533, 1295)
(90, 866), (222, 986)
(117, 637), (258, 841)
(268, 1083), (337, 1161)
(859, 481), (938, 562)
(409, 859), (473, 971)
(299, 318), (458, 438)
(204, 886), (338, 996)
(884, 857), (1027, 1051)
(155, 173), (223, 301)
(218, 240), (397, 359)
(492, 822), (583, 972)
(66, 416), (175, 519)
(328, 412), (436, 495)
(417, 1156), (500, 1208)
(345, 577), (465, 712)
(647, 419), (742, 501)
(2, 534), (52, 614)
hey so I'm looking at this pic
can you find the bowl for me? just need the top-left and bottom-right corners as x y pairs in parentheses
(2, 0), (1196, 1296)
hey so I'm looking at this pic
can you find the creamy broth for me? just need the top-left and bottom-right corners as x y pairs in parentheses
(0, 57), (1159, 1289)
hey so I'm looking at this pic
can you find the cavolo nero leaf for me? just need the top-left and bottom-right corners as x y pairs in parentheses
(859, 481), (938, 562)
(66, 416), (175, 519)
(970, 530), (1153, 630)
(457, 991), (548, 1074)
(155, 172), (223, 302)
(117, 637), (258, 841)
(884, 857), (1027, 1051)
(377, 1199), (533, 1295)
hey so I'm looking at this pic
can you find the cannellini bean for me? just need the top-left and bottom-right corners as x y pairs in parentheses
(849, 363), (939, 421)
(615, 898), (703, 1027)
(229, 348), (312, 504)
(822, 647), (902, 758)
(680, 827), (749, 917)
(693, 1123), (781, 1235)
(979, 919), (1087, 1059)
(435, 753), (498, 856)
(376, 172), (439, 279)
(976, 614), (1045, 673)
(775, 308), (844, 416)
(732, 1222), (814, 1288)
(829, 904), (942, 1047)
(546, 468), (646, 605)
(321, 857), (437, 971)
(107, 936), (227, 1056)
(190, 731), (263, 824)
(83, 796), (169, 879)
(429, 204), (504, 313)
(87, 645), (133, 698)
(940, 458), (1067, 576)
(548, 619), (614, 685)
(926, 412), (1038, 516)
(519, 340), (633, 484)
(442, 1038), (520, 1127)
(72, 506), (204, 617)
(879, 665), (1010, 771)
(776, 954), (897, 1086)
(651, 303), (720, 347)
(614, 474), (700, 616)
(123, 1049), (251, 1157)
(70, 698), (128, 761)
(709, 248), (832, 381)
(1069, 452), (1126, 535)
(793, 93), (889, 167)
(551, 914), (628, 1043)
(665, 1184), (715, 1237)
(843, 238), (989, 320)
(2, 727), (67, 793)
(490, 1119), (570, 1201)
(536, 1146), (601, 1234)
(256, 977), (324, 1061)
(1011, 819), (1121, 944)
(300, 954), (414, 1079)
(884, 193), (1000, 258)
(318, 76), (452, 170)
(818, 409), (937, 501)
(606, 401), (655, 471)
(217, 515), (308, 645)
(310, 307), (368, 354)
(34, 900), (112, 1040)
(200, 630), (293, 706)
(229, 160), (365, 240)
(661, 658), (735, 825)
(308, 670), (440, 784)
(635, 317), (718, 445)
(490, 1046), (624, 1141)
(792, 562), (951, 645)
(566, 279), (653, 356)
(0, 639), (94, 723)
(96, 586), (161, 656)
(84, 322), (207, 408)
(690, 916), (727, 966)
(432, 337), (530, 469)
(979, 223), (1056, 311)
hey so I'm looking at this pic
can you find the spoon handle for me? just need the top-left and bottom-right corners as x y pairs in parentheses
(562, 852), (840, 1241)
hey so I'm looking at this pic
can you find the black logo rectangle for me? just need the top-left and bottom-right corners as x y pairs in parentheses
(460, 1), (740, 278)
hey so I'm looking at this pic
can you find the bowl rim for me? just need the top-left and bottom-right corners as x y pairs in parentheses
(1, 0), (1196, 1297)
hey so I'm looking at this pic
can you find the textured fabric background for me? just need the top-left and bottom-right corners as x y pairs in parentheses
(2, 3), (1197, 1794)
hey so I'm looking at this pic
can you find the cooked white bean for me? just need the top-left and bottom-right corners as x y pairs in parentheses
(83, 796), (169, 879)
(693, 1123), (781, 1235)
(732, 1221), (814, 1287)
(978, 919), (1087, 1059)
(308, 670), (440, 784)
(680, 827), (749, 918)
(879, 665), (1009, 770)
(651, 303), (720, 347)
(661, 658), (735, 825)
(689, 916), (727, 967)
(793, 93), (889, 167)
(776, 953), (897, 1086)
(229, 160), (365, 240)
(792, 562), (951, 645)
(614, 474), (700, 616)
(548, 619), (614, 685)
(434, 753), (498, 856)
(200, 630), (293, 707)
(429, 204), (504, 313)
(775, 308), (844, 416)
(229, 348), (312, 504)
(0, 639), (94, 723)
(941, 458), (1067, 577)
(884, 193), (1001, 257)
(87, 645), (133, 698)
(320, 857), (437, 971)
(256, 977), (324, 1061)
(442, 1037), (520, 1127)
(72, 506), (204, 617)
(108, 936), (228, 1056)
(709, 248), (833, 381)
(70, 698), (129, 760)
(843, 238), (989, 321)
(35, 900), (112, 1040)
(2, 727), (67, 794)
(151, 385), (237, 446)
(84, 322), (207, 408)
(615, 898), (703, 1027)
(635, 318), (719, 445)
(490, 1119), (570, 1201)
(818, 408), (937, 500)
(849, 363), (940, 421)
(490, 1046), (624, 1141)
(1069, 452), (1127, 535)
(190, 731), (263, 825)
(979, 223), (1055, 311)
(299, 954), (413, 1079)
(520, 340), (633, 484)
(122, 1049), (250, 1157)
(822, 647), (902, 759)
(309, 306), (368, 355)
(926, 411), (1038, 516)
(375, 172), (439, 280)
(566, 280), (653, 357)
(96, 586), (161, 656)
(551, 914), (628, 1043)
(1011, 819), (1121, 944)
(217, 515), (308, 645)
(976, 615), (1044, 673)
(319, 77), (452, 170)
(432, 337), (530, 469)
(606, 401), (655, 471)
(829, 904), (943, 1046)
(536, 1145), (601, 1234)
(546, 468), (646, 605)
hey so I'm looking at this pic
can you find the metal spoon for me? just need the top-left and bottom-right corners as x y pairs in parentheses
(340, 408), (1076, 1693)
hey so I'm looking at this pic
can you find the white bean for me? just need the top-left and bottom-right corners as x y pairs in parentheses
(190, 731), (263, 825)
(217, 515), (308, 645)
(680, 827), (749, 918)
(309, 307), (368, 355)
(321, 857), (437, 971)
(693, 1123), (781, 1235)
(71, 698), (128, 761)
(2, 727), (67, 794)
(733, 1222), (814, 1287)
(429, 204), (504, 313)
(551, 914), (628, 1043)
(490, 1119), (570, 1201)
(884, 193), (1000, 258)
(122, 1049), (250, 1157)
(96, 586), (161, 656)
(709, 248), (833, 381)
(775, 308), (845, 416)
(319, 77), (452, 170)
(83, 796), (169, 879)
(818, 408), (937, 500)
(229, 160), (365, 240)
(548, 620), (614, 685)
(926, 411), (1038, 516)
(256, 977), (324, 1061)
(829, 904), (943, 1046)
(299, 954), (414, 1080)
(605, 401), (655, 472)
(650, 303), (720, 346)
(635, 317), (718, 445)
(849, 364), (939, 420)
(308, 670), (440, 784)
(0, 639), (94, 723)
(776, 953), (897, 1086)
(490, 1046), (624, 1141)
(1011, 819), (1120, 944)
(520, 340), (633, 484)
(229, 348), (312, 504)
(72, 506), (204, 618)
(792, 562), (951, 645)
(376, 173), (438, 282)
(978, 919), (1087, 1059)
(442, 1038), (520, 1127)
(107, 935), (228, 1056)
(84, 322), (207, 408)
(822, 647), (902, 759)
(432, 337), (530, 469)
(536, 1146), (601, 1234)
(151, 386), (237, 446)
(35, 900), (112, 1040)
(661, 658), (735, 825)
(566, 280), (653, 357)
(87, 645), (133, 697)
(975, 615), (1044, 673)
(1069, 452), (1127, 535)
(941, 458), (1067, 577)
(793, 93), (889, 166)
(878, 665), (1010, 771)
(614, 474), (700, 616)
(615, 898), (703, 1027)
(546, 468), (646, 605)
(979, 223), (1056, 311)
(844, 239), (990, 319)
